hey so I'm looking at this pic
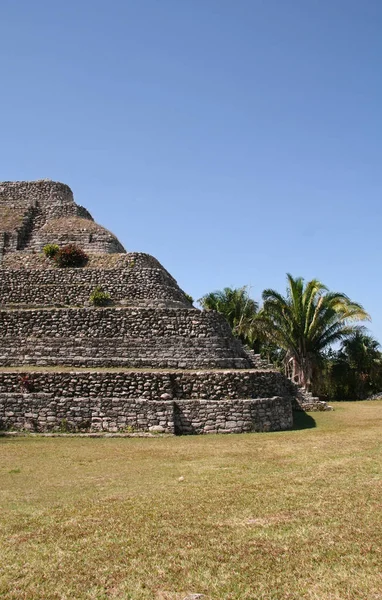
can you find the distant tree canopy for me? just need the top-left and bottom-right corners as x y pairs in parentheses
(319, 332), (382, 399)
(199, 286), (258, 348)
(199, 275), (380, 399)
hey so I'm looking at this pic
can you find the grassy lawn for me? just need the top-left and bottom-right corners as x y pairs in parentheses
(1, 402), (381, 600)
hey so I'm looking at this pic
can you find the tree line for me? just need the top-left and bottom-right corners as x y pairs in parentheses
(199, 274), (382, 400)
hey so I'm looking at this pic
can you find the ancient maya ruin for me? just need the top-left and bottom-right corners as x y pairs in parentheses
(0, 180), (314, 434)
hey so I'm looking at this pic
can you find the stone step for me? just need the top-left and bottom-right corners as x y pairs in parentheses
(0, 355), (250, 369)
(0, 266), (179, 285)
(1, 243), (191, 306)
(0, 325), (251, 368)
(18, 205), (47, 250)
(0, 369), (288, 400)
(0, 394), (293, 435)
(0, 306), (252, 369)
(0, 335), (236, 348)
(0, 281), (188, 307)
(0, 307), (234, 336)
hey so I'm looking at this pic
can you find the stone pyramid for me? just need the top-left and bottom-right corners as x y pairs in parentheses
(0, 180), (294, 434)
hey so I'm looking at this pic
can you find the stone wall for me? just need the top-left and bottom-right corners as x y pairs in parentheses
(0, 180), (125, 256)
(0, 204), (37, 253)
(0, 370), (289, 400)
(33, 228), (125, 255)
(0, 363), (293, 434)
(0, 393), (292, 434)
(0, 232), (5, 262)
(1, 251), (176, 273)
(0, 307), (252, 368)
(0, 307), (232, 338)
(0, 253), (189, 307)
(173, 397), (292, 434)
(0, 180), (75, 219)
(0, 266), (189, 306)
(0, 179), (298, 435)
(0, 338), (249, 369)
(0, 207), (33, 255)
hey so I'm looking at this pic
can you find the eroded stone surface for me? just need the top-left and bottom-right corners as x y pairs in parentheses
(0, 180), (297, 433)
(0, 394), (292, 434)
(0, 180), (125, 255)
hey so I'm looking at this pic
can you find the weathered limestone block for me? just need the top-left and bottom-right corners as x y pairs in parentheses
(0, 179), (296, 434)
(0, 394), (293, 434)
(0, 180), (125, 255)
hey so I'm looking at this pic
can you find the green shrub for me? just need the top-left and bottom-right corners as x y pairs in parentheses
(58, 419), (71, 433)
(89, 286), (111, 306)
(54, 244), (89, 268)
(184, 293), (194, 305)
(43, 243), (60, 259)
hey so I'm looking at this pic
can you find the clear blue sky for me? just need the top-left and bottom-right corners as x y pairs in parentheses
(1, 1), (381, 341)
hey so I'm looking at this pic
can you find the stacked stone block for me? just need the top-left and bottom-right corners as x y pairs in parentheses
(0, 180), (125, 254)
(0, 180), (296, 433)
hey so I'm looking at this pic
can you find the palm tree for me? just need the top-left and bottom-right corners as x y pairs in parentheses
(322, 333), (382, 399)
(340, 331), (380, 371)
(199, 286), (258, 346)
(338, 332), (381, 397)
(257, 274), (370, 390)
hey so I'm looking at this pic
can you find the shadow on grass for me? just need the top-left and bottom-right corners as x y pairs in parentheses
(292, 411), (316, 430)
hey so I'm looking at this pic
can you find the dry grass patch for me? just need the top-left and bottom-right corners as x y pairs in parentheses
(0, 402), (382, 599)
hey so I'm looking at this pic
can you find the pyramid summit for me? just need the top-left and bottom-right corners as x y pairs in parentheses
(0, 180), (295, 434)
(0, 179), (125, 257)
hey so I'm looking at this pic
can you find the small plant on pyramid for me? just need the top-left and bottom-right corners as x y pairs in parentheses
(89, 286), (112, 306)
(54, 244), (89, 268)
(43, 243), (60, 259)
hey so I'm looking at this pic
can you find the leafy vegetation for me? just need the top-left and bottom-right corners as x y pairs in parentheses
(89, 286), (112, 307)
(53, 244), (89, 268)
(1, 402), (381, 599)
(200, 275), (380, 398)
(42, 243), (60, 258)
(316, 332), (382, 399)
(257, 274), (370, 389)
(184, 293), (194, 305)
(199, 286), (259, 348)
